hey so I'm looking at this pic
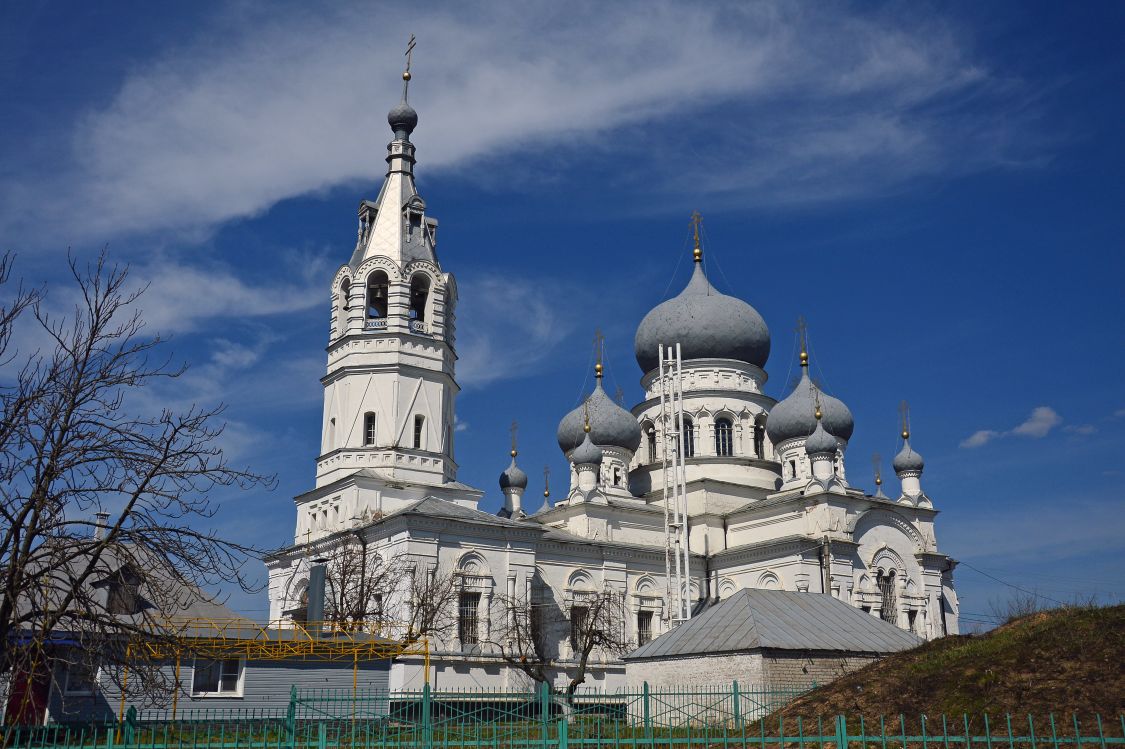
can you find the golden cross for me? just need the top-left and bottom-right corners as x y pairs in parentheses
(796, 315), (808, 356)
(872, 453), (882, 483)
(690, 211), (703, 260)
(543, 466), (551, 498)
(593, 329), (605, 367)
(509, 420), (519, 454)
(898, 400), (911, 439)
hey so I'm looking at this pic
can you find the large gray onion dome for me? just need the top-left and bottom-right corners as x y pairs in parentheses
(570, 433), (604, 466)
(766, 368), (854, 445)
(499, 456), (528, 490)
(805, 419), (838, 456)
(634, 263), (770, 374)
(893, 439), (925, 475)
(557, 379), (643, 455)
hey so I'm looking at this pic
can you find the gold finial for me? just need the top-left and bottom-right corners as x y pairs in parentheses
(593, 329), (605, 378)
(814, 392), (823, 421)
(899, 400), (911, 440)
(583, 402), (591, 433)
(509, 420), (518, 458)
(690, 211), (703, 262)
(796, 316), (809, 368)
(873, 453), (883, 486)
(543, 466), (551, 498)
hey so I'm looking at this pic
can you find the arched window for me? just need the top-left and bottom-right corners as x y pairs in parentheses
(366, 271), (389, 319)
(409, 274), (430, 321)
(413, 415), (425, 449)
(363, 412), (377, 446)
(754, 415), (766, 458)
(876, 570), (897, 624)
(646, 427), (657, 464)
(715, 417), (734, 457)
(340, 279), (351, 311)
(680, 416), (695, 458)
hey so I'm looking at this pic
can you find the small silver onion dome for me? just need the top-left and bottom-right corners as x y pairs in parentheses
(805, 419), (838, 456)
(893, 439), (925, 475)
(634, 263), (770, 374)
(570, 433), (604, 466)
(766, 368), (854, 445)
(499, 457), (528, 490)
(557, 379), (642, 455)
(388, 100), (418, 138)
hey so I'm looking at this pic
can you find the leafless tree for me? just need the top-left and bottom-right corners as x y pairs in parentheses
(320, 534), (397, 631)
(400, 560), (459, 645)
(491, 579), (630, 696)
(0, 251), (274, 713)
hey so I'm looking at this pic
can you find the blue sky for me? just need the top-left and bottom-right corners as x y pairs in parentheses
(3, 1), (1123, 626)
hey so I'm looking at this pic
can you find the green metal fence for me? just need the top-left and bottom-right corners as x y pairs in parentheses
(3, 683), (1123, 749)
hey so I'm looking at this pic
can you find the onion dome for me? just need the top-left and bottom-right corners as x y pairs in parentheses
(388, 68), (418, 138)
(893, 437), (925, 475)
(634, 260), (770, 374)
(499, 456), (528, 490)
(805, 417), (838, 457)
(570, 433), (604, 466)
(557, 378), (642, 455)
(767, 367), (854, 445)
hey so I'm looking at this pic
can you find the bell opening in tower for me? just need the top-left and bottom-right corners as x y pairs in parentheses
(409, 274), (430, 321)
(367, 271), (389, 319)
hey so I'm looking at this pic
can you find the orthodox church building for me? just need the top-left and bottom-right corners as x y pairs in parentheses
(264, 66), (960, 691)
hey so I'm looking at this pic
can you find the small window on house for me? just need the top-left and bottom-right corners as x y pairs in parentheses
(458, 592), (481, 646)
(715, 418), (734, 457)
(907, 609), (918, 632)
(64, 663), (97, 696)
(413, 415), (425, 449)
(366, 271), (389, 319)
(363, 412), (377, 446)
(612, 466), (621, 486)
(637, 611), (654, 647)
(570, 605), (589, 651)
(409, 274), (430, 321)
(788, 459), (797, 479)
(106, 568), (141, 616)
(192, 658), (243, 696)
(647, 428), (657, 464)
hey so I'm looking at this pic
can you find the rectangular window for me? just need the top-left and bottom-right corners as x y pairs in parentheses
(458, 592), (480, 646)
(364, 413), (377, 446)
(413, 415), (425, 449)
(570, 605), (589, 651)
(64, 663), (97, 696)
(192, 658), (242, 696)
(636, 611), (653, 647)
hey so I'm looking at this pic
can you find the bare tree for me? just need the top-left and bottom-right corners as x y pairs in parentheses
(0, 252), (273, 712)
(320, 534), (397, 631)
(400, 560), (459, 645)
(492, 580), (630, 696)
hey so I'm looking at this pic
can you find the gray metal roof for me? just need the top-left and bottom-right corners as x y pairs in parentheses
(624, 588), (921, 660)
(396, 496), (533, 527)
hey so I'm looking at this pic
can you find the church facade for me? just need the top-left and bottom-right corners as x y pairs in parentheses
(264, 68), (960, 691)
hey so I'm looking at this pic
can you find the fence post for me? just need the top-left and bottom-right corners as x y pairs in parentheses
(422, 681), (433, 749)
(540, 681), (550, 748)
(732, 681), (742, 729)
(317, 721), (327, 749)
(122, 706), (137, 747)
(643, 681), (652, 738)
(286, 684), (297, 749)
(558, 713), (569, 749)
(836, 715), (848, 749)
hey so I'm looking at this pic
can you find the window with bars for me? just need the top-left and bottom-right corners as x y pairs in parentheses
(636, 611), (654, 646)
(413, 415), (425, 449)
(570, 605), (589, 652)
(363, 412), (377, 446)
(715, 418), (734, 457)
(458, 592), (481, 646)
(877, 571), (897, 624)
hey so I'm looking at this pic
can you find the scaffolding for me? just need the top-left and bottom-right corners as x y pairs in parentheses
(658, 343), (691, 625)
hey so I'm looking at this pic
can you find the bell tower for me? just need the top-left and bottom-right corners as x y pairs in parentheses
(316, 43), (462, 495)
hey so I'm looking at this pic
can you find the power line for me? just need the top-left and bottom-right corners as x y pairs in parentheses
(958, 561), (1067, 606)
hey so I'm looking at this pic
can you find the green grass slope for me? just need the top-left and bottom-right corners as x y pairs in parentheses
(778, 605), (1124, 721)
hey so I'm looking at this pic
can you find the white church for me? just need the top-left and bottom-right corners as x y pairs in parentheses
(264, 64), (960, 691)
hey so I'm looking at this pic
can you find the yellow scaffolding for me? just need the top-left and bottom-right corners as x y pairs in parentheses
(121, 618), (432, 722)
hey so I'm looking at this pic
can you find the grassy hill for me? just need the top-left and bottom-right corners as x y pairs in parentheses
(777, 605), (1124, 722)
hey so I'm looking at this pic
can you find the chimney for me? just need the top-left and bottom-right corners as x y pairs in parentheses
(306, 558), (328, 627)
(93, 512), (110, 540)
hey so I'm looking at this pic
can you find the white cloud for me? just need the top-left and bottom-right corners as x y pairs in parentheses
(1063, 424), (1097, 436)
(1010, 406), (1062, 438)
(960, 405), (1063, 448)
(0, 2), (1030, 246)
(455, 275), (573, 388)
(960, 430), (999, 449)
